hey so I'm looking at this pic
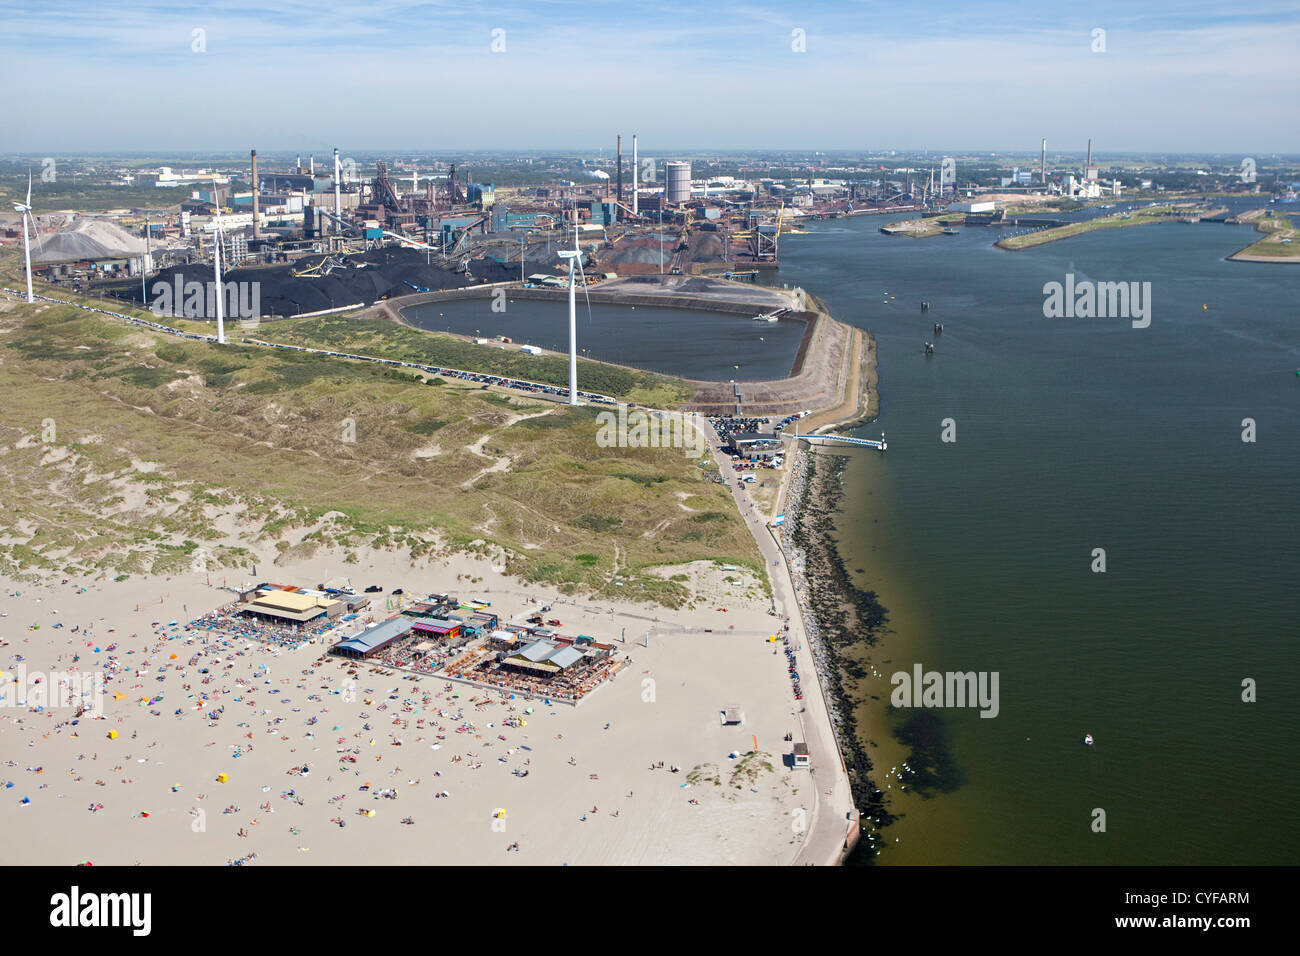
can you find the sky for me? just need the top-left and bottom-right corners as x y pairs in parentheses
(0, 0), (1297, 154)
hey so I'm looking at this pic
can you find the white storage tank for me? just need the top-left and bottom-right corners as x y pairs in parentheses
(665, 161), (691, 204)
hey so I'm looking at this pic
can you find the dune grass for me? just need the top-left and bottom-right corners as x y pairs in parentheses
(0, 294), (760, 604)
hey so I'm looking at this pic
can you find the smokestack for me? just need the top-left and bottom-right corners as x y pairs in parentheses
(251, 149), (260, 240)
(309, 154), (315, 176)
(333, 148), (341, 235)
(616, 135), (623, 212)
(632, 134), (638, 217)
(1041, 138), (1047, 185)
(1087, 138), (1093, 170)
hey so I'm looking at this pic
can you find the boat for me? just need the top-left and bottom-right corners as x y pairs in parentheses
(924, 341), (935, 355)
(1083, 733), (1094, 746)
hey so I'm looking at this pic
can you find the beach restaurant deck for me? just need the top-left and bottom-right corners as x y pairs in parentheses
(442, 635), (625, 703)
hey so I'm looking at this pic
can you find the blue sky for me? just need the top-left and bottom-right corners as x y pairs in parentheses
(1, 0), (1297, 153)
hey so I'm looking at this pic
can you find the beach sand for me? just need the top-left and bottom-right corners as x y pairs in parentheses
(1, 547), (820, 866)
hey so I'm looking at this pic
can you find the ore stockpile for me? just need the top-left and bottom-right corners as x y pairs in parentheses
(109, 247), (554, 317)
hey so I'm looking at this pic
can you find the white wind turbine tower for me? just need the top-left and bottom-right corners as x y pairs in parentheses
(13, 173), (35, 303)
(211, 202), (226, 344)
(556, 225), (589, 405)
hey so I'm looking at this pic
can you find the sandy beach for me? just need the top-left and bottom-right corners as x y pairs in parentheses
(0, 545), (834, 866)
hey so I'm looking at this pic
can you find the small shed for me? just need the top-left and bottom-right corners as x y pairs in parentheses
(793, 742), (811, 768)
(720, 707), (744, 726)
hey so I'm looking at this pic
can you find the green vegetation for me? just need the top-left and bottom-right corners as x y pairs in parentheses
(1229, 212), (1300, 260)
(730, 751), (775, 788)
(996, 205), (1186, 250)
(258, 313), (695, 405)
(0, 294), (759, 604)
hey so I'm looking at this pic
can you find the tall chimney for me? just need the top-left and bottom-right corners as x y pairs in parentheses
(632, 134), (638, 217)
(1041, 138), (1047, 185)
(616, 135), (623, 211)
(1086, 138), (1093, 171)
(251, 149), (260, 240)
(333, 148), (342, 235)
(309, 154), (315, 176)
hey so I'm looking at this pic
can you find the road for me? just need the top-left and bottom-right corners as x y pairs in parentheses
(704, 422), (857, 865)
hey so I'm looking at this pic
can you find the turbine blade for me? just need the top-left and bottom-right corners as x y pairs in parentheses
(26, 171), (31, 208)
(574, 250), (592, 319)
(30, 211), (44, 255)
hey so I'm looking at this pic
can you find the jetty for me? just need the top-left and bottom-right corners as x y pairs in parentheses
(797, 433), (887, 451)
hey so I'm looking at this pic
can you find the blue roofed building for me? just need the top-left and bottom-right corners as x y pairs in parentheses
(331, 616), (414, 659)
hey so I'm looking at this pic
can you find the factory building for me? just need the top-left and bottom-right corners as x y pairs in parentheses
(586, 200), (619, 225)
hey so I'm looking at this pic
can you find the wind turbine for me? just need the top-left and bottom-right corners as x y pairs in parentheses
(556, 225), (590, 405)
(12, 173), (35, 303)
(211, 201), (226, 344)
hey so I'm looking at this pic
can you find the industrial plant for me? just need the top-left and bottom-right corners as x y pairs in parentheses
(3, 135), (1282, 323)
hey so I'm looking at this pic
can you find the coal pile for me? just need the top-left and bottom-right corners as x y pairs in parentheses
(607, 238), (670, 269)
(689, 234), (726, 262)
(108, 247), (534, 317)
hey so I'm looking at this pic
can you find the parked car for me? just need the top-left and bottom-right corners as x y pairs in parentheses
(364, 585), (383, 593)
(546, 618), (561, 627)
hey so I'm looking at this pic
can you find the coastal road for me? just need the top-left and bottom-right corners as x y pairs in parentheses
(704, 423), (857, 865)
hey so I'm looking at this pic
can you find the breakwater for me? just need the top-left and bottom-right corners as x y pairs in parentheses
(780, 446), (896, 860)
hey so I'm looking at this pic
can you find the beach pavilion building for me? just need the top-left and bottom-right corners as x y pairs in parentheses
(500, 639), (586, 679)
(236, 587), (344, 626)
(331, 616), (414, 660)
